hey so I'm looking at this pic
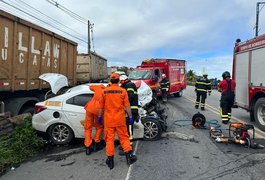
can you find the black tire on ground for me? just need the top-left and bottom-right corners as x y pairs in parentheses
(254, 97), (265, 131)
(142, 118), (162, 141)
(250, 109), (255, 122)
(174, 89), (183, 97)
(20, 106), (35, 115)
(48, 123), (74, 145)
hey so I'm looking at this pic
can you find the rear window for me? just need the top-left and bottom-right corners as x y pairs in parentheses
(66, 94), (93, 107)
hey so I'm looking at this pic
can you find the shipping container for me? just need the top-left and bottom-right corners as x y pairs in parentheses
(0, 10), (77, 92)
(0, 9), (78, 116)
(76, 52), (108, 83)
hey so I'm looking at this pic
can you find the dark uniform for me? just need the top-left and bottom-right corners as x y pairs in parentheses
(121, 80), (139, 144)
(218, 71), (236, 124)
(160, 75), (170, 102)
(195, 73), (211, 110)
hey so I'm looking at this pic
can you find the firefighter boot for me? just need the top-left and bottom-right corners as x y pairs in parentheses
(85, 146), (94, 155)
(93, 142), (104, 152)
(201, 107), (205, 111)
(118, 146), (125, 156)
(106, 156), (114, 170)
(195, 105), (199, 109)
(125, 151), (137, 165)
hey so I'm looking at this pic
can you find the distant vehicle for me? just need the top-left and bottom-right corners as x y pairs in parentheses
(233, 36), (265, 131)
(128, 58), (186, 97)
(0, 9), (107, 116)
(32, 81), (167, 144)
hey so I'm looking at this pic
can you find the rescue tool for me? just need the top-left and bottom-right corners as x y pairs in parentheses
(210, 122), (264, 149)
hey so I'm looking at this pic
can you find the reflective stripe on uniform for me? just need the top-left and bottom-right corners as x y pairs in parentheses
(196, 88), (207, 92)
(196, 82), (211, 85)
(127, 88), (138, 94)
(131, 106), (138, 109)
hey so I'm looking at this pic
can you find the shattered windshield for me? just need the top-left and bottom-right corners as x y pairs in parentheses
(128, 70), (152, 80)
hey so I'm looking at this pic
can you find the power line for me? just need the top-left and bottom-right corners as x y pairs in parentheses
(44, 0), (96, 53)
(0, 0), (87, 44)
(14, 0), (86, 39)
(45, 0), (88, 25)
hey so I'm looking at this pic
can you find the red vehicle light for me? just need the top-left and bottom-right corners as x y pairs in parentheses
(34, 105), (47, 114)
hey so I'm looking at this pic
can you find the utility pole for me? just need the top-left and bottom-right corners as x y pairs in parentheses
(88, 20), (91, 54)
(255, 2), (265, 37)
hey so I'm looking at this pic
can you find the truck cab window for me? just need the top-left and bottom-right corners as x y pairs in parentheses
(66, 94), (93, 107)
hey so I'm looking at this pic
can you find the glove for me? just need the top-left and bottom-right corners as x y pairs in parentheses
(129, 117), (134, 125)
(98, 117), (102, 125)
(208, 92), (211, 96)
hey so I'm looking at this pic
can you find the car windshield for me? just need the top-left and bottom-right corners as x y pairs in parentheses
(128, 70), (152, 80)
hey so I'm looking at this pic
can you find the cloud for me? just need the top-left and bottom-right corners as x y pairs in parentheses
(1, 0), (264, 77)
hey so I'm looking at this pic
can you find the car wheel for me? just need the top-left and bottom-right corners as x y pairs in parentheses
(174, 89), (183, 97)
(48, 124), (74, 145)
(254, 98), (265, 131)
(142, 118), (162, 141)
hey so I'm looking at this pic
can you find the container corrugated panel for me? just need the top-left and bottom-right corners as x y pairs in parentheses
(76, 52), (108, 82)
(0, 10), (77, 92)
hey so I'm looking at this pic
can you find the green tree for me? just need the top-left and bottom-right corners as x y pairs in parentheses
(187, 69), (196, 82)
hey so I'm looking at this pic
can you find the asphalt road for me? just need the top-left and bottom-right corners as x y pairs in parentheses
(2, 86), (265, 180)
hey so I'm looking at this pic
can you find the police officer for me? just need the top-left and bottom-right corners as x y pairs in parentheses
(160, 74), (170, 103)
(218, 71), (236, 124)
(119, 75), (139, 146)
(195, 72), (211, 110)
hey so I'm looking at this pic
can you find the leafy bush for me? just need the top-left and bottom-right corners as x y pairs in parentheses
(0, 117), (44, 173)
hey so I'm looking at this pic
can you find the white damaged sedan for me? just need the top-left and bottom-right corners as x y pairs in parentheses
(32, 84), (98, 145)
(33, 76), (165, 145)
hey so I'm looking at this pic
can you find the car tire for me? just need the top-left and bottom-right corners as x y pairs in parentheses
(142, 117), (162, 141)
(174, 89), (183, 97)
(254, 98), (265, 131)
(48, 123), (74, 145)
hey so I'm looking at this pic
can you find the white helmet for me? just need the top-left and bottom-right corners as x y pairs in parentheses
(162, 74), (166, 78)
(120, 75), (128, 81)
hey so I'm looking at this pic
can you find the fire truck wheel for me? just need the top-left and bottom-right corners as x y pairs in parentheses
(142, 118), (162, 141)
(174, 89), (183, 97)
(254, 97), (265, 131)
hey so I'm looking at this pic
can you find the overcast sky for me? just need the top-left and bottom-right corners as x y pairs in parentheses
(1, 0), (265, 79)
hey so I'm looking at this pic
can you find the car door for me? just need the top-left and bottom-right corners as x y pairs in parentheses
(62, 93), (93, 137)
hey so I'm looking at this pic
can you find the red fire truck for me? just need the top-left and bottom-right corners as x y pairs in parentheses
(128, 58), (186, 97)
(233, 35), (265, 131)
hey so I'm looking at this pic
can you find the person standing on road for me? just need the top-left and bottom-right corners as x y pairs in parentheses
(195, 72), (211, 110)
(160, 74), (170, 103)
(218, 71), (236, 124)
(84, 84), (105, 155)
(98, 73), (137, 170)
(119, 75), (139, 152)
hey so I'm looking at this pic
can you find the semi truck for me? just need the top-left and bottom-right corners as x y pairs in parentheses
(0, 10), (107, 116)
(128, 58), (186, 97)
(233, 35), (265, 131)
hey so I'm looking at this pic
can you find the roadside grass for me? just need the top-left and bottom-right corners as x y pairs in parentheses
(0, 117), (44, 174)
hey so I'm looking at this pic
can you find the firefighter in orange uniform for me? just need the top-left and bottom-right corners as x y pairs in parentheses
(98, 73), (137, 170)
(84, 84), (105, 155)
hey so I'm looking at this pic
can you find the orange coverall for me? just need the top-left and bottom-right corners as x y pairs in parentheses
(99, 84), (132, 156)
(84, 84), (104, 148)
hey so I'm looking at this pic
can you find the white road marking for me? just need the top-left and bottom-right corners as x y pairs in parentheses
(125, 140), (139, 180)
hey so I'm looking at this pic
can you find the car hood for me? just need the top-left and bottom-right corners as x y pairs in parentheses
(39, 73), (68, 94)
